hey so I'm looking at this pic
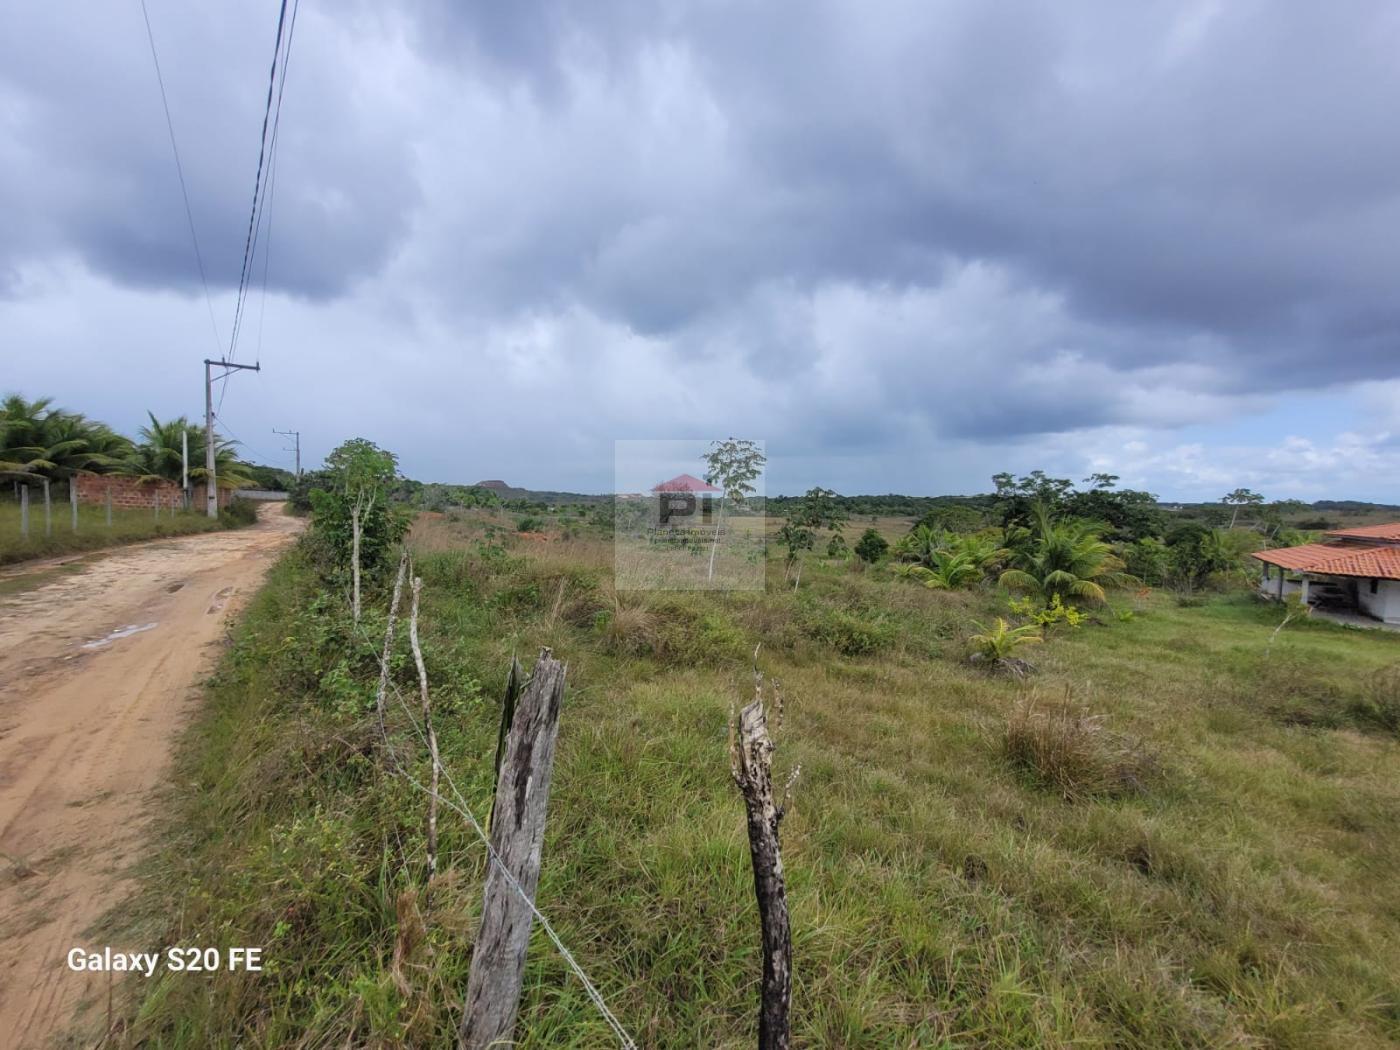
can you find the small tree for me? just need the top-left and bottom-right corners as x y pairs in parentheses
(854, 528), (888, 563)
(786, 487), (846, 589)
(309, 439), (409, 609)
(1267, 591), (1311, 651)
(776, 521), (814, 583)
(702, 438), (766, 581)
(1222, 487), (1265, 529)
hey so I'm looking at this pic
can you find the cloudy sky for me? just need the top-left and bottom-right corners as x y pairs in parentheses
(3, 1), (1398, 500)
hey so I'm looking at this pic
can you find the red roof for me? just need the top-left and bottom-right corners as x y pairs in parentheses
(1252, 542), (1400, 580)
(1323, 521), (1400, 542)
(651, 473), (720, 493)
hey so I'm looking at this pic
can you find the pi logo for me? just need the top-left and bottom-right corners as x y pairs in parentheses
(651, 473), (719, 526)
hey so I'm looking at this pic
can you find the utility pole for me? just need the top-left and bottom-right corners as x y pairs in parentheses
(204, 358), (260, 518)
(274, 428), (301, 478)
(182, 428), (190, 509)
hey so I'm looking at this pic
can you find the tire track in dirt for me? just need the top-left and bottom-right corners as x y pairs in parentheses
(0, 504), (302, 1048)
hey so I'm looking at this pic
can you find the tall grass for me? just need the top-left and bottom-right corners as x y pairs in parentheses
(0, 500), (250, 565)
(105, 514), (1400, 1048)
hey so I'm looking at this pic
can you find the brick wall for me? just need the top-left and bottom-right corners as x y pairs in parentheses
(73, 474), (233, 510)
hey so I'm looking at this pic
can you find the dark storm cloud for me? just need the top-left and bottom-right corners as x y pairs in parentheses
(0, 1), (418, 301)
(3, 0), (1399, 483)
(388, 0), (1400, 396)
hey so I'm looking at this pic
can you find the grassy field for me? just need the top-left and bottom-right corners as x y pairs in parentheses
(107, 511), (1400, 1048)
(0, 500), (253, 566)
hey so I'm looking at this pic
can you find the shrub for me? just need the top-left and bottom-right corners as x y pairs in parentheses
(598, 599), (659, 657)
(802, 607), (895, 656)
(1124, 537), (1171, 587)
(1009, 593), (1084, 631)
(1004, 692), (1156, 800)
(853, 527), (888, 563)
(516, 516), (542, 533)
(220, 498), (258, 527)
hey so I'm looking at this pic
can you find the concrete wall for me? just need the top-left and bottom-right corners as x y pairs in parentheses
(1358, 578), (1400, 624)
(73, 474), (232, 510)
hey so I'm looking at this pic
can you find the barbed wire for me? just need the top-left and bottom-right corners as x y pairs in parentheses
(348, 598), (638, 1049)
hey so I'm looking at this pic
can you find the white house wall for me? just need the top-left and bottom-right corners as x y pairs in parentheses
(1357, 579), (1400, 624)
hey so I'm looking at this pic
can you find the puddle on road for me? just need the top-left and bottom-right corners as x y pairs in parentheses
(81, 622), (159, 650)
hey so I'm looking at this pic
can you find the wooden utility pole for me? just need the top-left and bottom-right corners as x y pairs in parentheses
(182, 428), (190, 509)
(460, 649), (568, 1050)
(43, 479), (52, 536)
(20, 484), (28, 538)
(203, 358), (260, 518)
(70, 481), (78, 532)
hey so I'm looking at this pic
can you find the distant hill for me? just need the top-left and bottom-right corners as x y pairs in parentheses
(473, 479), (531, 499)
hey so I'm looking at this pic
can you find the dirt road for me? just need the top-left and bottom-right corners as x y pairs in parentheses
(0, 504), (302, 1047)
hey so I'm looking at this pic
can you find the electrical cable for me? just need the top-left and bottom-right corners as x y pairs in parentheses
(227, 0), (291, 358)
(139, 0), (223, 353)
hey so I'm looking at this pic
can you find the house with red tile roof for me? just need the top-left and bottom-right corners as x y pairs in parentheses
(650, 473), (720, 494)
(1252, 522), (1400, 624)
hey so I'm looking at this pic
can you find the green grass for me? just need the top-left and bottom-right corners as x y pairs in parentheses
(0, 500), (252, 565)
(107, 521), (1400, 1048)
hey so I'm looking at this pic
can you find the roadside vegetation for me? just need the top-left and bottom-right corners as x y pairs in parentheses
(0, 393), (275, 563)
(105, 446), (1400, 1048)
(0, 500), (255, 566)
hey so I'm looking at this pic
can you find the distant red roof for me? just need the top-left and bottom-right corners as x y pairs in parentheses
(1324, 522), (1400, 542)
(1253, 542), (1400, 580)
(651, 473), (720, 493)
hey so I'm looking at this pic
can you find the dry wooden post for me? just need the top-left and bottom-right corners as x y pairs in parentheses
(351, 488), (375, 624)
(154, 490), (161, 520)
(407, 573), (442, 882)
(374, 551), (410, 743)
(460, 648), (567, 1050)
(43, 478), (52, 537)
(19, 484), (29, 538)
(70, 480), (78, 532)
(730, 650), (798, 1050)
(105, 486), (112, 527)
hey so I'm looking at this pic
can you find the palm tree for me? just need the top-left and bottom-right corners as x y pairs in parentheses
(0, 395), (128, 481)
(895, 523), (944, 564)
(998, 504), (1136, 605)
(894, 549), (984, 589)
(126, 413), (254, 490)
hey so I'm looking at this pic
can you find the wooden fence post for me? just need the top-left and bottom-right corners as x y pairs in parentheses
(460, 648), (567, 1050)
(20, 484), (29, 538)
(106, 486), (112, 527)
(43, 478), (52, 537)
(730, 653), (798, 1050)
(70, 480), (78, 532)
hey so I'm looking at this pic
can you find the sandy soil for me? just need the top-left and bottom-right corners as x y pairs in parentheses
(0, 504), (302, 1048)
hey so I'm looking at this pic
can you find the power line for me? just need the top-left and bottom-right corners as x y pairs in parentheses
(251, 0), (299, 367)
(139, 0), (222, 353)
(228, 0), (294, 359)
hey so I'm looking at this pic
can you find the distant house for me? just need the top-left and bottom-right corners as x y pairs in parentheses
(1252, 523), (1400, 624)
(649, 474), (721, 531)
(651, 473), (720, 495)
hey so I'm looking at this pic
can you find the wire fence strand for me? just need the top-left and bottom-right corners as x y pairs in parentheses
(349, 609), (639, 1049)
